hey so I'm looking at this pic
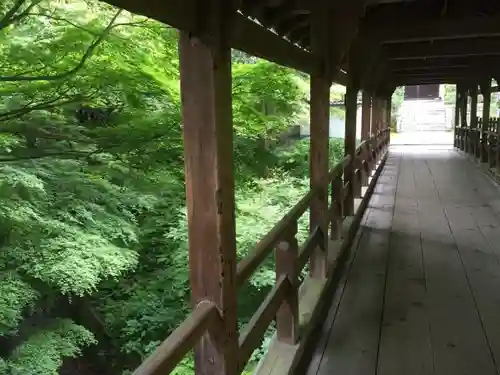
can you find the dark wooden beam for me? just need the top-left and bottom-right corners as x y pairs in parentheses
(344, 83), (358, 216)
(365, 15), (500, 44)
(393, 67), (500, 77)
(385, 38), (500, 60)
(103, 0), (353, 85)
(361, 90), (371, 141)
(480, 79), (491, 163)
(178, 1), (237, 373)
(390, 56), (500, 71)
(394, 77), (463, 85)
(309, 9), (330, 280)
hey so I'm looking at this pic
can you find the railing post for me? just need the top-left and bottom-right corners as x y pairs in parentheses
(480, 79), (491, 164)
(178, 2), (238, 373)
(344, 83), (358, 217)
(275, 222), (298, 345)
(490, 118), (496, 168)
(354, 152), (363, 198)
(362, 142), (370, 186)
(330, 174), (344, 241)
(361, 91), (371, 141)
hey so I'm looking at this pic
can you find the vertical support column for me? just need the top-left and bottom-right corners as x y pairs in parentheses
(309, 11), (331, 279)
(361, 91), (371, 141)
(371, 97), (378, 137)
(386, 96), (392, 145)
(179, 3), (237, 374)
(470, 85), (478, 158)
(454, 84), (461, 149)
(344, 83), (358, 217)
(481, 79), (491, 163)
(460, 87), (467, 151)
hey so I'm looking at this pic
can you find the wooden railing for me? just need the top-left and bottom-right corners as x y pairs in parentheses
(457, 117), (500, 173)
(133, 129), (390, 375)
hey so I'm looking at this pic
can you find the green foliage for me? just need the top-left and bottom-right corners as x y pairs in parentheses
(0, 272), (38, 335)
(0, 1), (346, 374)
(5, 319), (96, 375)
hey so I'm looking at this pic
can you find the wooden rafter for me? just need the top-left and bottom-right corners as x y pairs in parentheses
(385, 38), (500, 60)
(365, 15), (500, 44)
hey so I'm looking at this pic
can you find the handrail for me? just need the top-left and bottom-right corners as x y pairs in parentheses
(131, 128), (391, 375)
(133, 302), (219, 375)
(236, 189), (315, 286)
(238, 276), (292, 370)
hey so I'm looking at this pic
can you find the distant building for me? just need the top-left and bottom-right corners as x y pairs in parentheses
(398, 84), (450, 132)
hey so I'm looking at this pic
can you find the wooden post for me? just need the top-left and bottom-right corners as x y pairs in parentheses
(178, 2), (237, 373)
(330, 175), (343, 241)
(460, 87), (467, 151)
(344, 83), (358, 217)
(470, 85), (478, 158)
(361, 91), (371, 141)
(496, 118), (500, 174)
(371, 97), (377, 137)
(309, 10), (331, 279)
(481, 79), (491, 164)
(454, 84), (461, 149)
(275, 223), (298, 345)
(386, 96), (392, 144)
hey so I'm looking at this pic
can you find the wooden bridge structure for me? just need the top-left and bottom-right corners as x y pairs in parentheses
(95, 0), (500, 374)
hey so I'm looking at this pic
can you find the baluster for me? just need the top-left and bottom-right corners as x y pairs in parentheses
(354, 154), (362, 198)
(275, 222), (299, 345)
(362, 141), (370, 186)
(330, 174), (343, 241)
(477, 118), (483, 160)
(490, 118), (496, 168)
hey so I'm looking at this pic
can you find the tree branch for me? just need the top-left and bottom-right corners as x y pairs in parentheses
(0, 8), (124, 82)
(0, 150), (92, 163)
(0, 0), (26, 30)
(23, 12), (100, 35)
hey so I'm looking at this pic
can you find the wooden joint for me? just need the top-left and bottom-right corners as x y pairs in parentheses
(275, 236), (299, 345)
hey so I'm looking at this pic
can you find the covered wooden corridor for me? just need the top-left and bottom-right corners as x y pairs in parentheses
(307, 146), (500, 375)
(90, 0), (500, 374)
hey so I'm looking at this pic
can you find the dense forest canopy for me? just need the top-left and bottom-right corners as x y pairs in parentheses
(0, 1), (347, 374)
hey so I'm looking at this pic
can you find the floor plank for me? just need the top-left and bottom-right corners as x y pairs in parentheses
(309, 146), (500, 375)
(312, 160), (398, 375)
(377, 151), (434, 375)
(413, 152), (497, 375)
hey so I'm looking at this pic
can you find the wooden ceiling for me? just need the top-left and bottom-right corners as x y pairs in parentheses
(102, 0), (500, 90)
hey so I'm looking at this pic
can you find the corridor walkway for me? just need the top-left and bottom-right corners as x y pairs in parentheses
(307, 146), (500, 375)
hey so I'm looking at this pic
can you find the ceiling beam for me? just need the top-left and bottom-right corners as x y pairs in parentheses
(102, 0), (353, 84)
(364, 15), (500, 44)
(390, 56), (500, 71)
(395, 78), (461, 85)
(385, 38), (500, 60)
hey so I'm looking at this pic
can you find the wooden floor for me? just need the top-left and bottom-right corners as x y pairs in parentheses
(307, 146), (500, 375)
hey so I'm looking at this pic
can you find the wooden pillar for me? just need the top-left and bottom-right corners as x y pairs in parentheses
(344, 83), (358, 217)
(309, 11), (331, 279)
(361, 91), (371, 141)
(178, 2), (237, 374)
(371, 97), (378, 136)
(386, 96), (392, 144)
(470, 85), (478, 157)
(454, 84), (461, 148)
(481, 79), (491, 163)
(460, 87), (467, 151)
